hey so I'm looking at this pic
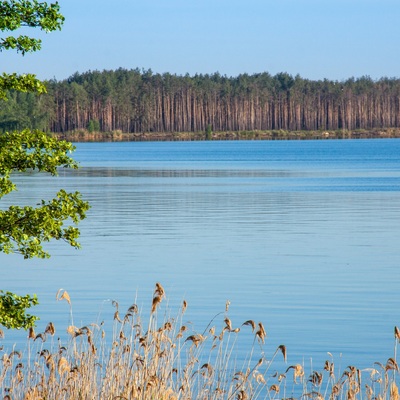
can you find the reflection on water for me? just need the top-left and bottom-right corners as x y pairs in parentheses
(1, 140), (400, 371)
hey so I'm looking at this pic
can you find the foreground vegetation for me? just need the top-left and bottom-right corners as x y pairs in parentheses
(0, 1), (89, 331)
(1, 283), (399, 399)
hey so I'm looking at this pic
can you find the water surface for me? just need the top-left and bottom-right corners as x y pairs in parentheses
(1, 139), (400, 373)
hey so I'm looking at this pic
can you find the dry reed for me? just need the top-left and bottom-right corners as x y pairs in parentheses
(1, 283), (399, 399)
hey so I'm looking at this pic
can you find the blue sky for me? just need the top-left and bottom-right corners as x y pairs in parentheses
(2, 0), (400, 81)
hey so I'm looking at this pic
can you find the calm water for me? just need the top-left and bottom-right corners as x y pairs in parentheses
(1, 139), (400, 373)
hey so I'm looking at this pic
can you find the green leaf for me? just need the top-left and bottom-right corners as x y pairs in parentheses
(0, 73), (47, 100)
(0, 291), (39, 329)
(0, 2), (89, 331)
(0, 1), (64, 32)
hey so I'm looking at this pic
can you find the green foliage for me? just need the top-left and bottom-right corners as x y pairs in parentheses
(87, 119), (100, 133)
(0, 34), (41, 54)
(0, 1), (64, 99)
(0, 72), (46, 100)
(2, 65), (400, 135)
(0, 0), (64, 29)
(0, 2), (89, 330)
(0, 90), (51, 132)
(0, 128), (79, 194)
(0, 131), (89, 244)
(0, 187), (88, 258)
(205, 124), (212, 140)
(0, 130), (89, 329)
(0, 290), (38, 329)
(12, 69), (400, 135)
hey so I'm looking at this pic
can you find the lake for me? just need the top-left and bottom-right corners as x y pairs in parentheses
(1, 139), (400, 376)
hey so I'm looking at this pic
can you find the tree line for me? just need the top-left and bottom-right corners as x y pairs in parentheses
(1, 68), (400, 135)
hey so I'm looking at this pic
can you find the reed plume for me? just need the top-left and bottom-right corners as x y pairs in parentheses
(0, 282), (399, 399)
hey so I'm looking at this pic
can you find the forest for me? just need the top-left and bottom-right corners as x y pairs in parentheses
(1, 69), (400, 137)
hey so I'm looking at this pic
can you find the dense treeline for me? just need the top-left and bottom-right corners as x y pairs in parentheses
(1, 69), (400, 135)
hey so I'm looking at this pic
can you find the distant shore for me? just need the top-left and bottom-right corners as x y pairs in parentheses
(53, 128), (400, 142)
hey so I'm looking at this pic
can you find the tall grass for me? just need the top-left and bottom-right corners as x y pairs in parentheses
(1, 283), (399, 399)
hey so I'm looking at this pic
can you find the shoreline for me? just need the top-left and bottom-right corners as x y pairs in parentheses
(52, 127), (400, 142)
